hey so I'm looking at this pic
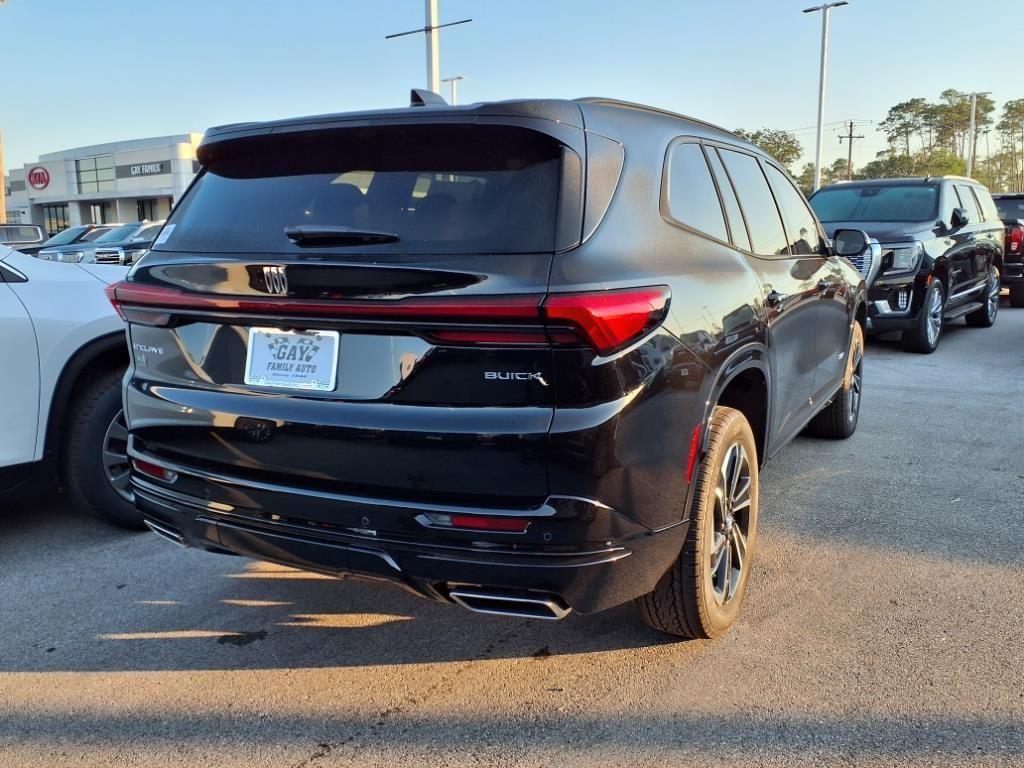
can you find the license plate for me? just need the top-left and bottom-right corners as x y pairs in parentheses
(244, 327), (339, 391)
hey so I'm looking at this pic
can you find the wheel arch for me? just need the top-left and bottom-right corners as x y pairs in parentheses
(701, 344), (771, 468)
(43, 331), (128, 467)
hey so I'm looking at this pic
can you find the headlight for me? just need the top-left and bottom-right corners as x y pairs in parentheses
(883, 242), (923, 275)
(53, 250), (85, 263)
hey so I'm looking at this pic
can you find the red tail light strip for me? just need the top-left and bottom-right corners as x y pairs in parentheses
(106, 282), (671, 355)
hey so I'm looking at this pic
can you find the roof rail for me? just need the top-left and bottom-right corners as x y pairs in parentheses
(410, 89), (448, 108)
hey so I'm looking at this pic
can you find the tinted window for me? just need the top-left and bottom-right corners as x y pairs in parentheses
(995, 196), (1024, 220)
(94, 224), (143, 243)
(159, 124), (568, 255)
(764, 164), (825, 255)
(41, 225), (90, 247)
(81, 226), (115, 242)
(0, 225), (43, 244)
(970, 186), (998, 222)
(664, 142), (728, 241)
(809, 184), (939, 223)
(706, 148), (751, 251)
(719, 149), (788, 256)
(955, 184), (981, 222)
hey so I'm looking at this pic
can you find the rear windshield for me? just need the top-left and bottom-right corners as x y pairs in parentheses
(995, 196), (1024, 220)
(810, 184), (939, 223)
(0, 225), (43, 244)
(156, 124), (568, 255)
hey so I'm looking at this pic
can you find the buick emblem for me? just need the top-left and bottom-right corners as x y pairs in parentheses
(263, 265), (288, 296)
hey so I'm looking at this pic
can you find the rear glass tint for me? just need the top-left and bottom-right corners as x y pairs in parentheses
(158, 124), (570, 255)
(0, 225), (43, 244)
(810, 184), (939, 223)
(995, 196), (1024, 220)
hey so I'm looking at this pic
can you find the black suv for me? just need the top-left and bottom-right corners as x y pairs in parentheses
(109, 94), (868, 638)
(810, 177), (1003, 353)
(991, 193), (1024, 307)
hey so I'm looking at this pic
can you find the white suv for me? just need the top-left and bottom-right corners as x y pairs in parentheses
(0, 246), (140, 528)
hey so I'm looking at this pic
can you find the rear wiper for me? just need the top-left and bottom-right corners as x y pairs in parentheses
(284, 225), (400, 246)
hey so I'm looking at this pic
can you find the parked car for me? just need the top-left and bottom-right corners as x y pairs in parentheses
(810, 177), (1003, 353)
(0, 246), (140, 528)
(37, 221), (164, 264)
(0, 223), (46, 252)
(16, 223), (116, 256)
(108, 94), (869, 638)
(991, 193), (1024, 307)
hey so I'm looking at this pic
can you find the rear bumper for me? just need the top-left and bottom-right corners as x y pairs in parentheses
(1001, 263), (1023, 284)
(130, 453), (687, 616)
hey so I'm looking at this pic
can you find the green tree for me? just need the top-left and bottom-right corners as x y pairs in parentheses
(734, 128), (803, 170)
(880, 98), (929, 156)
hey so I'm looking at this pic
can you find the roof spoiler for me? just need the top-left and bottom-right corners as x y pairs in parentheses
(410, 89), (448, 108)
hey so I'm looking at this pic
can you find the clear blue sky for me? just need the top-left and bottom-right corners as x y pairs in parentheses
(3, 0), (1020, 171)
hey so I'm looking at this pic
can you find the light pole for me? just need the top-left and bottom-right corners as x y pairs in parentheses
(385, 2), (471, 95)
(803, 1), (849, 192)
(442, 75), (465, 105)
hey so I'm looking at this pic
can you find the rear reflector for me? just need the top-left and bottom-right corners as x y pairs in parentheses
(449, 515), (530, 533)
(106, 280), (670, 355)
(685, 423), (703, 483)
(132, 459), (178, 483)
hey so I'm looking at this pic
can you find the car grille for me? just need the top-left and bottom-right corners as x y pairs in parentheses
(94, 248), (123, 264)
(846, 248), (873, 280)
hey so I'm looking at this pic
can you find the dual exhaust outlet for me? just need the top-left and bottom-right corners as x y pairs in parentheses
(448, 588), (572, 621)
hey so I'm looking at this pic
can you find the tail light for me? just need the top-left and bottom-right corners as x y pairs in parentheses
(105, 281), (670, 356)
(1007, 224), (1024, 259)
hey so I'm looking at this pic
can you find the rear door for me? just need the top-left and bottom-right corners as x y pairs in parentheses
(121, 119), (584, 509)
(714, 147), (819, 450)
(951, 183), (984, 299)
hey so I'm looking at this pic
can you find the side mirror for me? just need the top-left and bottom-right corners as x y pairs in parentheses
(951, 207), (969, 229)
(832, 228), (870, 257)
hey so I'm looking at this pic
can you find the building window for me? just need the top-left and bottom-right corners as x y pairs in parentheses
(76, 155), (115, 194)
(137, 198), (157, 220)
(42, 204), (70, 236)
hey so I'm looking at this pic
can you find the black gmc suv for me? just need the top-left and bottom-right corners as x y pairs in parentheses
(109, 93), (869, 638)
(810, 177), (1003, 353)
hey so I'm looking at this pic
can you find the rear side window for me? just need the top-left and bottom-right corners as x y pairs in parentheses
(159, 124), (570, 255)
(719, 149), (788, 256)
(706, 148), (751, 251)
(974, 187), (999, 222)
(763, 164), (825, 256)
(0, 225), (43, 244)
(955, 184), (982, 223)
(663, 142), (728, 242)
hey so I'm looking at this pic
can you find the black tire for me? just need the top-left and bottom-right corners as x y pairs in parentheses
(65, 369), (144, 529)
(636, 407), (759, 639)
(804, 323), (863, 440)
(901, 279), (944, 354)
(965, 269), (999, 327)
(1010, 283), (1024, 308)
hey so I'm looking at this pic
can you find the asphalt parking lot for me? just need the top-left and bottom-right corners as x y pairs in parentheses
(1, 301), (1022, 768)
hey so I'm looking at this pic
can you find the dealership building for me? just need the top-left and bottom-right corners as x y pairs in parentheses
(4, 133), (202, 234)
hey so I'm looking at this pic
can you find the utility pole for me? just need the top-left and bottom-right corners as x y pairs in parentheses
(0, 130), (6, 224)
(385, 3), (471, 95)
(803, 1), (850, 192)
(838, 120), (865, 181)
(963, 92), (992, 178)
(441, 75), (465, 105)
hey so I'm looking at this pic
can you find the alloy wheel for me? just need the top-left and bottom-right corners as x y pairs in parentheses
(987, 273), (1000, 321)
(709, 442), (752, 606)
(926, 286), (943, 347)
(849, 342), (863, 423)
(102, 410), (133, 502)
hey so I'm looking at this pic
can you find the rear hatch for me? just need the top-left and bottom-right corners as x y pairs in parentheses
(117, 115), (585, 509)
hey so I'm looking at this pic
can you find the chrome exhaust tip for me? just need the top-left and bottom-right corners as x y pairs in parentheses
(143, 518), (187, 548)
(448, 588), (572, 620)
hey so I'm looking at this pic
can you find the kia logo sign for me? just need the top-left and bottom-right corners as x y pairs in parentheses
(28, 167), (50, 190)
